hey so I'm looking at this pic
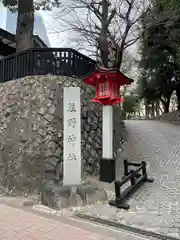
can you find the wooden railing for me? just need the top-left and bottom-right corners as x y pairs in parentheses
(0, 48), (96, 82)
(109, 160), (153, 210)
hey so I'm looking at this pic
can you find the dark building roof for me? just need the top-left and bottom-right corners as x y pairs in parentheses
(0, 28), (48, 56)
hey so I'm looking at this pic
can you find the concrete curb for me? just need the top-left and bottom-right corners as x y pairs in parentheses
(0, 200), (151, 240)
(75, 214), (179, 240)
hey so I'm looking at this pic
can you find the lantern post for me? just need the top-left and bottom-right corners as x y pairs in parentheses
(102, 104), (113, 160)
(83, 66), (133, 183)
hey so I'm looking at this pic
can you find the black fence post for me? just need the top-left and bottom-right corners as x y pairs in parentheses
(130, 170), (135, 185)
(28, 50), (34, 75)
(142, 161), (147, 180)
(2, 61), (5, 82)
(114, 181), (121, 199)
(124, 159), (129, 176)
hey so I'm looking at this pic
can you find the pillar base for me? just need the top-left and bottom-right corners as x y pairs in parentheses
(100, 158), (115, 183)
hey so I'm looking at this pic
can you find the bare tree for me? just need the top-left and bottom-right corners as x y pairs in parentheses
(52, 0), (149, 69)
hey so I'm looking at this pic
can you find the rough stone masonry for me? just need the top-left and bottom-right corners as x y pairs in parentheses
(0, 75), (126, 195)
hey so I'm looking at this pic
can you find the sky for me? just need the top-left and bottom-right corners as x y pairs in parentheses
(43, 14), (139, 51)
(40, 8), (140, 86)
(40, 11), (67, 47)
(40, 0), (141, 56)
(0, 1), (140, 87)
(40, 10), (81, 49)
(39, 0), (149, 87)
(41, 11), (139, 93)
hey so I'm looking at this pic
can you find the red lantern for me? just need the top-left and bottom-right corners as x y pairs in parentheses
(83, 66), (133, 105)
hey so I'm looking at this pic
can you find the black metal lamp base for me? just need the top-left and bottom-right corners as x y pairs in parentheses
(100, 158), (115, 183)
(109, 199), (129, 210)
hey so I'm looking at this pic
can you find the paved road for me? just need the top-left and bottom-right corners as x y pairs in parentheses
(116, 120), (180, 238)
(0, 203), (150, 240)
(74, 120), (180, 239)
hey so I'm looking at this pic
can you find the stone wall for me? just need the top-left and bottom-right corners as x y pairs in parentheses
(0, 75), (126, 195)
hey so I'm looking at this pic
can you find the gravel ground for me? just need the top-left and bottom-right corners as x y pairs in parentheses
(32, 120), (180, 239)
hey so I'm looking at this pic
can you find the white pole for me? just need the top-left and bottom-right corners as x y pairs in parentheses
(102, 105), (113, 159)
(63, 87), (81, 185)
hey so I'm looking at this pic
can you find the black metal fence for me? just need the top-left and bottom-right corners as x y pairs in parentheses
(109, 160), (153, 210)
(0, 48), (96, 82)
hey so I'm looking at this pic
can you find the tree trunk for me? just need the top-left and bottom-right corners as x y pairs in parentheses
(161, 89), (173, 113)
(114, 49), (123, 69)
(176, 85), (180, 110)
(144, 99), (149, 119)
(155, 101), (160, 117)
(162, 98), (170, 113)
(16, 0), (34, 52)
(164, 103), (169, 113)
(151, 102), (155, 118)
(99, 0), (109, 68)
